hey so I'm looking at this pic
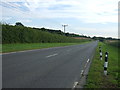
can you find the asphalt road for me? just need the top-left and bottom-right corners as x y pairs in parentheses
(2, 41), (98, 88)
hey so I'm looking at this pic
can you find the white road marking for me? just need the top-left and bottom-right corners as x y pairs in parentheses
(84, 59), (90, 68)
(84, 63), (87, 68)
(46, 53), (58, 58)
(19, 51), (27, 52)
(81, 70), (84, 75)
(73, 82), (78, 88)
(87, 59), (90, 63)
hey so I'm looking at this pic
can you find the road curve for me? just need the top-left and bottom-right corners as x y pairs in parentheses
(2, 41), (98, 88)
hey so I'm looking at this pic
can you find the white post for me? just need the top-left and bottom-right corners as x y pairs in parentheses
(100, 52), (102, 60)
(104, 52), (108, 76)
(99, 49), (102, 60)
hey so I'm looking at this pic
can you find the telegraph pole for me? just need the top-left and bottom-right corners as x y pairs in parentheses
(62, 24), (68, 35)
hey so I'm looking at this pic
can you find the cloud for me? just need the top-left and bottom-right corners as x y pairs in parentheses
(69, 27), (118, 38)
(17, 19), (32, 23)
(1, 0), (119, 24)
(1, 17), (12, 21)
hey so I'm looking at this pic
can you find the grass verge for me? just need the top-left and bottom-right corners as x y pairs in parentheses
(85, 42), (119, 88)
(2, 42), (90, 53)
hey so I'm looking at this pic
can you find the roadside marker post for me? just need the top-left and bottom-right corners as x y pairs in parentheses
(99, 48), (102, 60)
(100, 50), (102, 60)
(104, 52), (108, 76)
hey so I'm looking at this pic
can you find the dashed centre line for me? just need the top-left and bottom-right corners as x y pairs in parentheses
(46, 53), (58, 58)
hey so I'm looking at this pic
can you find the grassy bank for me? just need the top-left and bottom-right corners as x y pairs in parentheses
(85, 41), (119, 88)
(2, 42), (90, 53)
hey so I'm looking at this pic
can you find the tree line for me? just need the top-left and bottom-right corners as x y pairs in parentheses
(1, 22), (118, 44)
(1, 23), (90, 44)
(15, 22), (90, 38)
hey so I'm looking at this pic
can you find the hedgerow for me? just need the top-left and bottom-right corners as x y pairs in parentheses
(1, 24), (89, 44)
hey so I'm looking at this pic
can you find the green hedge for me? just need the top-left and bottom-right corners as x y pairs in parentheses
(1, 24), (89, 44)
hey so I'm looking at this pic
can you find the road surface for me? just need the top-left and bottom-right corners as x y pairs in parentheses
(2, 41), (98, 88)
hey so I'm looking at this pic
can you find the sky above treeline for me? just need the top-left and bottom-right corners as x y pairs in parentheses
(1, 0), (119, 38)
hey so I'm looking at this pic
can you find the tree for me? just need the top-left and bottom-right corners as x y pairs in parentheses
(15, 22), (24, 26)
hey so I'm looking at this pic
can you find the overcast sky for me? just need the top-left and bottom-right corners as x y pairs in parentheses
(0, 0), (119, 38)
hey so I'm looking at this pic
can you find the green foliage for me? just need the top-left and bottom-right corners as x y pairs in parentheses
(2, 24), (90, 44)
(92, 36), (105, 42)
(85, 42), (119, 88)
(105, 40), (120, 47)
(30, 27), (89, 37)
(92, 36), (118, 42)
(15, 22), (24, 26)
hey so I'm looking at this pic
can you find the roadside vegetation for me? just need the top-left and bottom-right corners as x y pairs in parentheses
(1, 23), (92, 53)
(85, 40), (119, 88)
(1, 24), (91, 44)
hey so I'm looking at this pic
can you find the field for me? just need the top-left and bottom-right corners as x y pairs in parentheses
(2, 42), (90, 53)
(85, 41), (119, 88)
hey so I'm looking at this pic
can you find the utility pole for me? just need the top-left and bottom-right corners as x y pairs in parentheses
(62, 24), (68, 35)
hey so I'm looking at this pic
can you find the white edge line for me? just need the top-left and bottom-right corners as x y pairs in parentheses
(81, 70), (84, 75)
(73, 82), (78, 88)
(87, 59), (90, 63)
(84, 63), (87, 68)
(46, 53), (58, 58)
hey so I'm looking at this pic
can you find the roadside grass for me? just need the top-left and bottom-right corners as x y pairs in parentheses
(2, 41), (90, 53)
(85, 41), (119, 88)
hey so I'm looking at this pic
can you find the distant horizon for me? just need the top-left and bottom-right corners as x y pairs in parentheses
(1, 0), (119, 39)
